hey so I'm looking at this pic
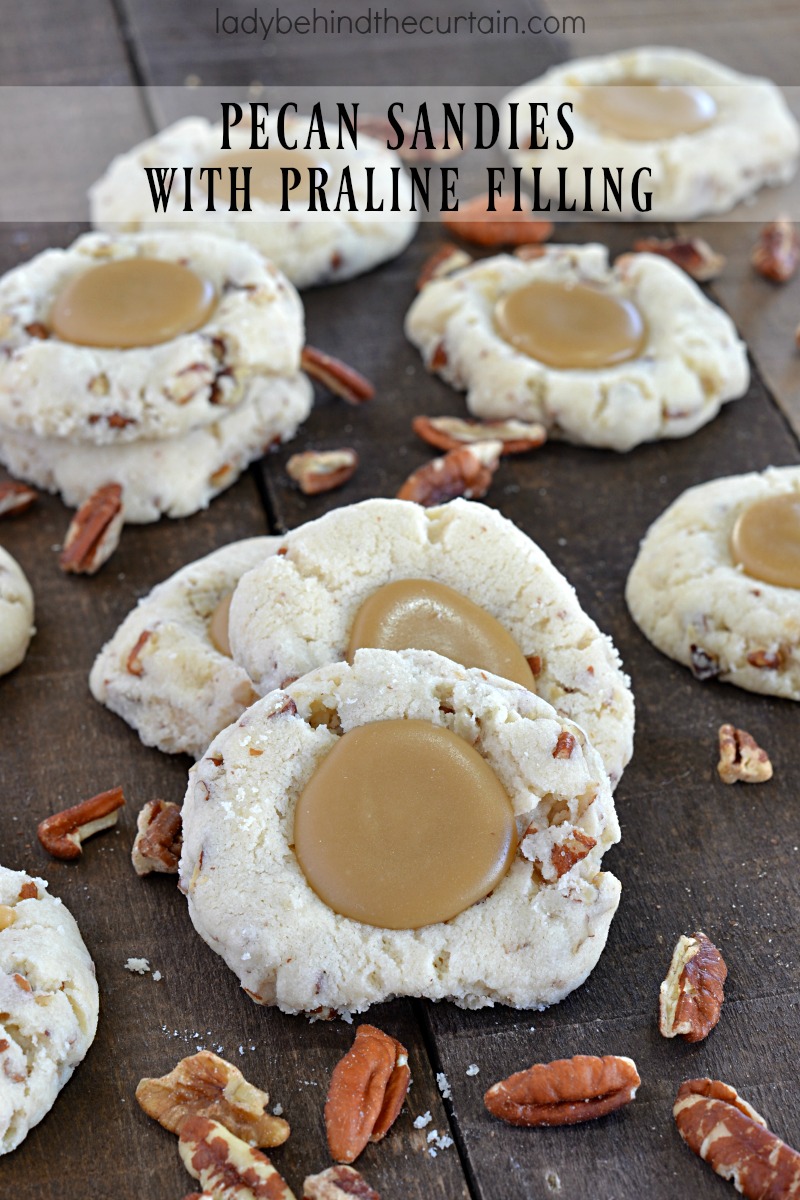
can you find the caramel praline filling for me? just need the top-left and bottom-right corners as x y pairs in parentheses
(582, 80), (717, 142)
(49, 257), (216, 349)
(203, 148), (323, 207)
(730, 492), (800, 590)
(209, 593), (233, 657)
(494, 279), (647, 371)
(294, 718), (517, 930)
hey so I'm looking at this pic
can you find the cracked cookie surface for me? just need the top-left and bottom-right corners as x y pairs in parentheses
(405, 245), (748, 452)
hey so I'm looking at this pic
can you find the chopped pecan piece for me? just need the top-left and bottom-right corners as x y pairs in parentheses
(126, 629), (153, 676)
(37, 786), (125, 861)
(131, 800), (183, 876)
(18, 881), (37, 900)
(659, 932), (727, 1042)
(550, 830), (596, 879)
(0, 480), (38, 517)
(303, 1165), (380, 1200)
(674, 1078), (800, 1198)
(325, 1024), (410, 1164)
(717, 724), (773, 784)
(137, 1050), (289, 1148)
(412, 415), (546, 455)
(552, 731), (577, 759)
(397, 441), (502, 507)
(286, 449), (359, 496)
(443, 195), (553, 247)
(689, 644), (720, 681)
(301, 346), (375, 406)
(526, 654), (542, 676)
(632, 237), (725, 281)
(24, 321), (50, 339)
(179, 1116), (295, 1199)
(746, 647), (785, 670)
(751, 218), (800, 283)
(416, 244), (473, 290)
(484, 1054), (639, 1127)
(59, 483), (124, 575)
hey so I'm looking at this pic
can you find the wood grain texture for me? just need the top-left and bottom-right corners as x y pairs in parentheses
(2, 2), (800, 1199)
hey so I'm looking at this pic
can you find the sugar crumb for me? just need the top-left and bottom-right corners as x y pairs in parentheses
(124, 957), (150, 975)
(413, 1111), (432, 1129)
(466, 1064), (480, 1076)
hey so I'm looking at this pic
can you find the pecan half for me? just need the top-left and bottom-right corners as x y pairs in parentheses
(37, 786), (125, 860)
(659, 932), (727, 1042)
(325, 1024), (410, 1164)
(689, 644), (720, 681)
(416, 244), (473, 290)
(443, 195), (553, 247)
(397, 441), (502, 506)
(484, 1055), (640, 1127)
(752, 218), (800, 283)
(59, 483), (124, 575)
(303, 1165), (380, 1200)
(131, 800), (183, 876)
(179, 1116), (295, 1199)
(412, 415), (546, 455)
(717, 724), (773, 784)
(301, 346), (375, 406)
(0, 480), (38, 517)
(632, 237), (725, 281)
(674, 1078), (800, 1198)
(137, 1050), (289, 1148)
(286, 449), (359, 496)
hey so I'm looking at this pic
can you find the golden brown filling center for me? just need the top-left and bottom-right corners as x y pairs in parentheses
(294, 718), (517, 929)
(49, 258), (216, 349)
(209, 592), (233, 657)
(203, 148), (322, 206)
(494, 278), (646, 371)
(347, 579), (535, 688)
(730, 492), (800, 590)
(583, 81), (717, 141)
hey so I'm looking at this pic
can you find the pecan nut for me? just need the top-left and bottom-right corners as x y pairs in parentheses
(0, 480), (38, 517)
(37, 786), (125, 860)
(131, 800), (183, 876)
(301, 346), (375, 405)
(752, 217), (800, 283)
(442, 194), (553, 247)
(632, 237), (725, 281)
(137, 1050), (289, 1148)
(717, 724), (773, 784)
(303, 1165), (380, 1200)
(397, 441), (502, 507)
(179, 1116), (295, 1199)
(674, 1078), (800, 1198)
(325, 1024), (410, 1164)
(659, 932), (727, 1042)
(484, 1054), (640, 1127)
(416, 244), (473, 290)
(412, 415), (546, 455)
(286, 449), (359, 496)
(59, 483), (124, 575)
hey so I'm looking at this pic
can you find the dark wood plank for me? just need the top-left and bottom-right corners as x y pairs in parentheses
(0, 0), (136, 85)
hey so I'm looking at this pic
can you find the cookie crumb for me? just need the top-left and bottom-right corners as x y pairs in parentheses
(273, 1103), (284, 1116)
(151, 970), (162, 982)
(466, 1063), (480, 1076)
(436, 1072), (452, 1100)
(413, 1111), (432, 1129)
(124, 957), (150, 975)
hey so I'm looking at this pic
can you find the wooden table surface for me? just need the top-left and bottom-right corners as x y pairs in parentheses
(1, 3), (799, 1198)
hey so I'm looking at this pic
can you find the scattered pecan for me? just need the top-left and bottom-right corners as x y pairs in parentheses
(0, 480), (38, 517)
(484, 1054), (640, 1127)
(552, 731), (577, 759)
(717, 724), (773, 784)
(442, 194), (553, 247)
(286, 449), (359, 496)
(751, 218), (800, 283)
(412, 414), (546, 455)
(632, 237), (725, 282)
(416, 244), (473, 290)
(674, 1078), (800, 1198)
(131, 800), (183, 876)
(550, 830), (596, 879)
(659, 932), (727, 1043)
(303, 1165), (380, 1200)
(301, 346), (375, 406)
(137, 1050), (289, 1148)
(126, 629), (153, 676)
(179, 1116), (295, 1199)
(37, 785), (125, 860)
(689, 644), (720, 681)
(746, 647), (785, 670)
(396, 441), (502, 507)
(59, 483), (124, 575)
(325, 1024), (410, 1164)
